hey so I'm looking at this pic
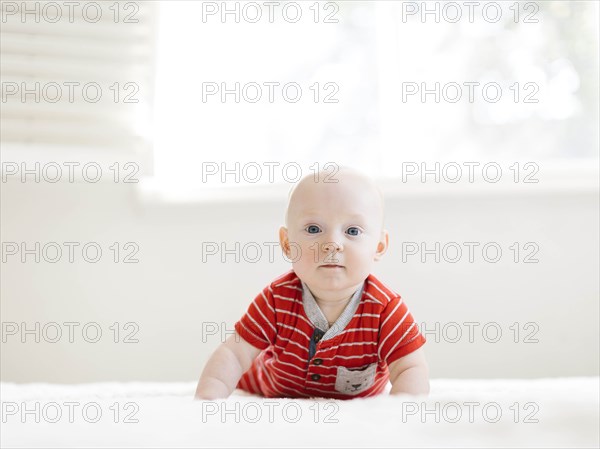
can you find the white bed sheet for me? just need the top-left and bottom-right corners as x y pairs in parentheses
(1, 377), (598, 448)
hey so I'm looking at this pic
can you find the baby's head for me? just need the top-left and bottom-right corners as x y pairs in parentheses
(279, 166), (389, 301)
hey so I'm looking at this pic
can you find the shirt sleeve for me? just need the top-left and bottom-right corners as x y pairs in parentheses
(234, 284), (277, 350)
(378, 296), (426, 365)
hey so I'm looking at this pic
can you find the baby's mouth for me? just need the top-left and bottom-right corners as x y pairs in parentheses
(320, 264), (344, 269)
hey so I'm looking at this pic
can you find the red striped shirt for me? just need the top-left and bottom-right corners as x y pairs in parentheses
(235, 270), (426, 399)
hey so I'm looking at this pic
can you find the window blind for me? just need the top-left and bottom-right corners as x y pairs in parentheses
(0, 1), (157, 167)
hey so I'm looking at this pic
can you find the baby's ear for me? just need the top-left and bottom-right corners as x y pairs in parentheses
(374, 230), (389, 261)
(279, 226), (290, 255)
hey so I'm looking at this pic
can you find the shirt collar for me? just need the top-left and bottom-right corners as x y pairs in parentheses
(301, 280), (365, 341)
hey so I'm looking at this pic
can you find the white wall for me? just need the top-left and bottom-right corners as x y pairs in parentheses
(1, 178), (598, 382)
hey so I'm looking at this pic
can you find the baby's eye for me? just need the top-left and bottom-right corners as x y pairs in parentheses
(346, 227), (362, 236)
(306, 225), (321, 234)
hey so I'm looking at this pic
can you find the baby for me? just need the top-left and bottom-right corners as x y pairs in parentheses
(195, 166), (429, 399)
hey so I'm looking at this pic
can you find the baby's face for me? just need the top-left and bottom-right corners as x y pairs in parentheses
(280, 170), (388, 298)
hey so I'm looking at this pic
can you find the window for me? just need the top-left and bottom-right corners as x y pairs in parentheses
(152, 1), (598, 193)
(0, 1), (157, 171)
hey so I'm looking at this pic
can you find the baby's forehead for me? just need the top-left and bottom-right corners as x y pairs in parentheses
(289, 169), (379, 199)
(285, 168), (384, 224)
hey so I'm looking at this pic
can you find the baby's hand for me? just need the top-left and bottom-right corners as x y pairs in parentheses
(388, 348), (430, 396)
(194, 331), (261, 400)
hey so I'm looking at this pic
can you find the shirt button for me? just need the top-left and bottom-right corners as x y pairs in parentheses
(311, 374), (321, 381)
(313, 358), (323, 365)
(314, 334), (321, 342)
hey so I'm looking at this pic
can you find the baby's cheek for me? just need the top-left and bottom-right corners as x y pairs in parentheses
(288, 244), (312, 269)
(285, 238), (303, 260)
(298, 243), (318, 263)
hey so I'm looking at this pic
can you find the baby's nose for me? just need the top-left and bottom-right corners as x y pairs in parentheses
(322, 242), (342, 253)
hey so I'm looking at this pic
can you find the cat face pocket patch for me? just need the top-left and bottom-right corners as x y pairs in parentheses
(334, 363), (377, 395)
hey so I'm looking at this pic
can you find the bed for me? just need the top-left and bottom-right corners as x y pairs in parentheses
(1, 377), (598, 448)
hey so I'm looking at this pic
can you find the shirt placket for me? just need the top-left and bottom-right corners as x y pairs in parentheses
(301, 280), (364, 388)
(306, 328), (326, 384)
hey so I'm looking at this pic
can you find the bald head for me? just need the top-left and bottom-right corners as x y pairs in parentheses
(284, 166), (385, 232)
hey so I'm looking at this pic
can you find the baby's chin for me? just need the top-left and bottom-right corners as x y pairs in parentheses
(296, 268), (366, 291)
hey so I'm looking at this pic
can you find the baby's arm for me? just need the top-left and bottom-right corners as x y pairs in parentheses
(387, 347), (430, 396)
(194, 331), (262, 400)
